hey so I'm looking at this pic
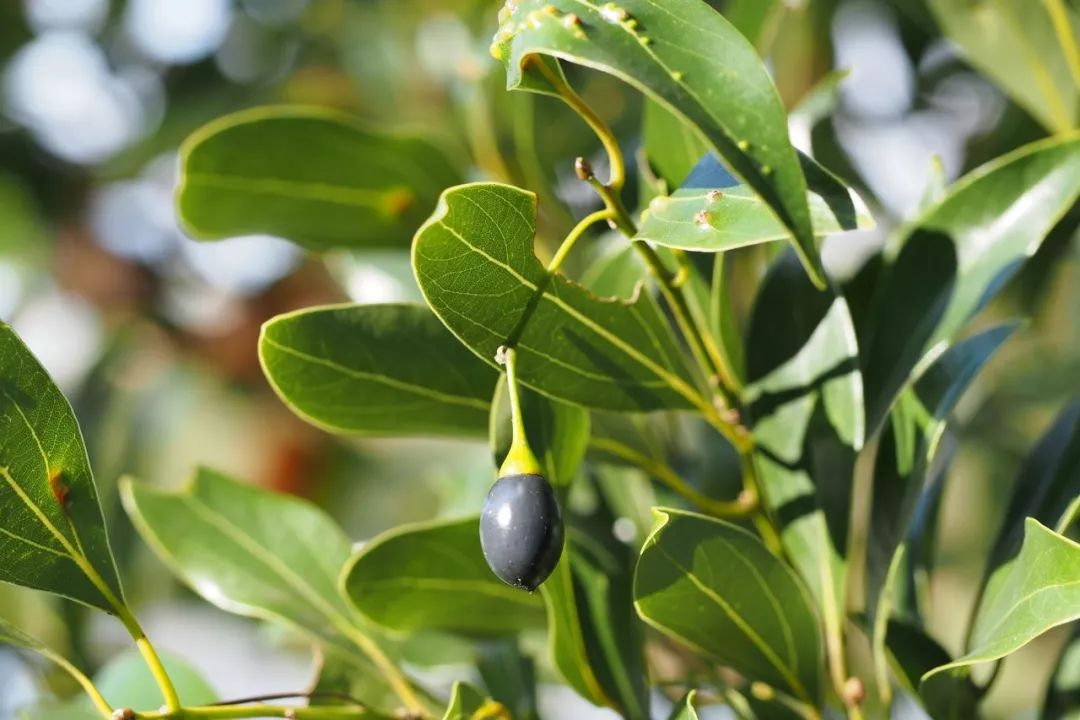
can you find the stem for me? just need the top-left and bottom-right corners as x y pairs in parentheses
(45, 650), (113, 719)
(1044, 0), (1080, 91)
(503, 209), (612, 349)
(1056, 494), (1080, 535)
(137, 704), (385, 720)
(533, 59), (626, 189)
(335, 623), (426, 716)
(498, 346), (543, 477)
(588, 437), (757, 518)
(67, 549), (182, 712)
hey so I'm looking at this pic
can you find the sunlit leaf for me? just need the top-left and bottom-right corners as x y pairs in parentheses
(121, 468), (411, 715)
(926, 0), (1080, 133)
(922, 520), (1080, 697)
(413, 182), (700, 412)
(0, 324), (123, 613)
(492, 0), (826, 285)
(177, 106), (463, 252)
(260, 304), (497, 437)
(635, 508), (823, 703)
(743, 250), (862, 681)
(862, 134), (1080, 432)
(342, 516), (545, 635)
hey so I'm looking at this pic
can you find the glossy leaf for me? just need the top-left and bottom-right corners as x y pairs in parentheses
(880, 620), (978, 719)
(477, 640), (539, 720)
(862, 134), (1080, 432)
(867, 324), (1017, 689)
(442, 682), (507, 720)
(637, 171), (871, 253)
(413, 182), (699, 412)
(665, 690), (700, 720)
(0, 324), (123, 613)
(634, 508), (823, 703)
(342, 516), (545, 635)
(260, 304), (497, 437)
(492, 0), (826, 285)
(177, 106), (462, 252)
(121, 467), (404, 714)
(743, 250), (863, 674)
(922, 520), (1080, 692)
(926, 0), (1080, 133)
(983, 399), (1080, 584)
(642, 99), (708, 188)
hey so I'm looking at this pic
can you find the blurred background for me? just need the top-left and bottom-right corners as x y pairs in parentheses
(0, 1), (1077, 718)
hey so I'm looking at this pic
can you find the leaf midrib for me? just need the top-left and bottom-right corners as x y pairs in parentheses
(185, 173), (407, 211)
(434, 202), (706, 410)
(262, 335), (490, 411)
(653, 544), (809, 700)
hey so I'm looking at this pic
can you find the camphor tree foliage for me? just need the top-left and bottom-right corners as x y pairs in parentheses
(3, 0), (1080, 719)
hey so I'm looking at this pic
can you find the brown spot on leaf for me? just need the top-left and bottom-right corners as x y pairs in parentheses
(49, 470), (71, 511)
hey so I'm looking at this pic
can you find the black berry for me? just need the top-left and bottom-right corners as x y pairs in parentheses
(479, 473), (564, 591)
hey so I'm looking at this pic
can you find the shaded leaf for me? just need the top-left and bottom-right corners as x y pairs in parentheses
(121, 468), (407, 714)
(862, 135), (1080, 433)
(743, 250), (862, 677)
(634, 508), (823, 703)
(877, 619), (979, 720)
(1044, 627), (1080, 719)
(867, 325), (1017, 689)
(260, 304), (497, 437)
(637, 161), (871, 253)
(665, 690), (700, 720)
(922, 520), (1080, 694)
(177, 106), (462, 252)
(643, 99), (709, 188)
(342, 516), (545, 635)
(926, 0), (1080, 133)
(442, 682), (507, 720)
(477, 640), (539, 720)
(95, 651), (216, 711)
(983, 399), (1080, 583)
(0, 324), (123, 613)
(492, 0), (826, 285)
(413, 182), (700, 412)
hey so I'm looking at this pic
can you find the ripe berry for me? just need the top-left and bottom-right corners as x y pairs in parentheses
(480, 473), (564, 591)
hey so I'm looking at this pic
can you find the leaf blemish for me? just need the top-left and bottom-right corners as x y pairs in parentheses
(49, 470), (71, 511)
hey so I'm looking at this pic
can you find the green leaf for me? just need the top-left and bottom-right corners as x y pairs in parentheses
(492, 0), (826, 285)
(926, 0), (1080, 133)
(95, 651), (217, 710)
(120, 467), (405, 714)
(490, 382), (590, 489)
(0, 614), (50, 654)
(637, 153), (871, 252)
(413, 182), (700, 412)
(665, 690), (700, 720)
(983, 400), (1080, 583)
(867, 324), (1017, 688)
(177, 106), (463, 252)
(880, 619), (978, 719)
(922, 520), (1080, 693)
(642, 99), (709, 188)
(743, 251), (862, 677)
(634, 508), (823, 703)
(0, 324), (123, 613)
(442, 682), (506, 720)
(1044, 627), (1080, 719)
(477, 640), (539, 720)
(862, 134), (1080, 432)
(342, 516), (545, 635)
(260, 304), (497, 437)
